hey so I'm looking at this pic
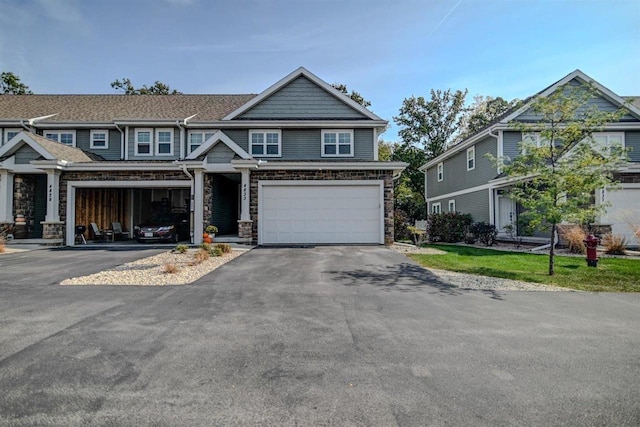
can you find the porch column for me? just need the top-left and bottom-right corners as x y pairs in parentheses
(193, 169), (204, 244)
(0, 170), (14, 223)
(45, 169), (61, 222)
(237, 168), (253, 242)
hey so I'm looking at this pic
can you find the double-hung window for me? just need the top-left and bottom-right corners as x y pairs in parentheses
(322, 130), (353, 157)
(44, 130), (75, 146)
(155, 129), (174, 155)
(592, 132), (624, 155)
(448, 200), (456, 212)
(250, 130), (281, 157)
(3, 128), (21, 145)
(467, 146), (475, 171)
(90, 130), (109, 149)
(437, 162), (444, 182)
(188, 130), (215, 153)
(135, 128), (152, 156)
(432, 202), (441, 214)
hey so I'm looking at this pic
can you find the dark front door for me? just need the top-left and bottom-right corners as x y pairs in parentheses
(32, 175), (47, 238)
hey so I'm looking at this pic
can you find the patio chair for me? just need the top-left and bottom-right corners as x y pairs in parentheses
(90, 222), (106, 242)
(111, 222), (128, 241)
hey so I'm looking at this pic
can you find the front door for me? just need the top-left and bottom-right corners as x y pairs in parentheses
(497, 195), (516, 233)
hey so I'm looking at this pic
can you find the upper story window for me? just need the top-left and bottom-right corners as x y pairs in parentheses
(155, 128), (174, 155)
(437, 162), (443, 182)
(90, 130), (109, 149)
(467, 146), (475, 171)
(591, 132), (624, 154)
(3, 128), (21, 145)
(250, 130), (281, 157)
(188, 130), (215, 153)
(44, 130), (75, 146)
(135, 128), (152, 156)
(432, 202), (441, 214)
(322, 130), (353, 157)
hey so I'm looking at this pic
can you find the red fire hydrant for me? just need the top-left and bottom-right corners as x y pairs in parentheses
(583, 234), (600, 267)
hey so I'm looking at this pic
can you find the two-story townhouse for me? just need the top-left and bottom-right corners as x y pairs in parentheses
(0, 67), (407, 246)
(420, 70), (640, 246)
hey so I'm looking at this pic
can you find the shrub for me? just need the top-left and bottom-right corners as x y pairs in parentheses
(215, 243), (232, 254)
(394, 209), (411, 241)
(562, 226), (587, 254)
(427, 212), (473, 243)
(406, 225), (426, 246)
(163, 263), (180, 274)
(174, 244), (188, 254)
(470, 222), (497, 246)
(211, 247), (223, 257)
(200, 243), (211, 252)
(193, 248), (210, 264)
(602, 233), (627, 255)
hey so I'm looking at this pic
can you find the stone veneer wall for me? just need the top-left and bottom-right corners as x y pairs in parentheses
(203, 174), (214, 230)
(13, 174), (36, 223)
(249, 170), (395, 245)
(59, 171), (190, 240)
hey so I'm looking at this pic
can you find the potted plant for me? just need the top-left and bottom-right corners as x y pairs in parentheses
(203, 225), (218, 243)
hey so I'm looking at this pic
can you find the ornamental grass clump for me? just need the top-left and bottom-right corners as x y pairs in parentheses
(0, 237), (5, 254)
(163, 263), (180, 274)
(192, 248), (210, 265)
(215, 243), (232, 254)
(602, 233), (627, 255)
(174, 244), (188, 254)
(563, 226), (587, 254)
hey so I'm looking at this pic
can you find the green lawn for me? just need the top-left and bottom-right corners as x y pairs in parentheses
(409, 245), (640, 292)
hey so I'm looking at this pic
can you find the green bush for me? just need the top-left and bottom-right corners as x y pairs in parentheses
(427, 212), (473, 243)
(394, 209), (411, 241)
(211, 247), (223, 257)
(200, 243), (212, 253)
(174, 244), (188, 253)
(215, 243), (232, 254)
(470, 222), (498, 246)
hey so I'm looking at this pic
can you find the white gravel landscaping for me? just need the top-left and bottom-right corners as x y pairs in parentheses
(60, 248), (248, 286)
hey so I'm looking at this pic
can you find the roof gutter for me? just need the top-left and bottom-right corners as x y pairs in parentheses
(20, 113), (59, 132)
(176, 113), (198, 159)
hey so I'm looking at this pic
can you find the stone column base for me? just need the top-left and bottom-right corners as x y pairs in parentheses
(42, 221), (65, 239)
(238, 220), (253, 240)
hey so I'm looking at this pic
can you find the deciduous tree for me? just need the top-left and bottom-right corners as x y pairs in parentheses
(331, 83), (371, 108)
(458, 95), (519, 140)
(1, 72), (32, 94)
(111, 78), (181, 95)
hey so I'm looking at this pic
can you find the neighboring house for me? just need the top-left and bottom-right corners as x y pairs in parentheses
(420, 70), (640, 246)
(0, 67), (406, 246)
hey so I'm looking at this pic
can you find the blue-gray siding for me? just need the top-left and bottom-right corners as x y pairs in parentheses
(626, 131), (640, 162)
(75, 130), (121, 160)
(426, 136), (497, 198)
(428, 189), (489, 224)
(14, 145), (42, 164)
(127, 128), (181, 161)
(236, 76), (367, 120)
(206, 143), (236, 163)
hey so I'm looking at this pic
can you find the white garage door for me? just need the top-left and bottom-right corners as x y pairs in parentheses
(601, 187), (640, 246)
(259, 181), (383, 245)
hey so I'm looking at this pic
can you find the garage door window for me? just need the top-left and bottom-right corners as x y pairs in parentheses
(322, 130), (353, 157)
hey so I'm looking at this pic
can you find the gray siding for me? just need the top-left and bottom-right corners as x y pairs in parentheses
(75, 129), (121, 160)
(206, 143), (236, 163)
(426, 136), (497, 198)
(127, 127), (181, 161)
(428, 189), (489, 224)
(626, 131), (640, 162)
(14, 145), (42, 164)
(223, 129), (249, 152)
(237, 76), (367, 120)
(502, 131), (522, 161)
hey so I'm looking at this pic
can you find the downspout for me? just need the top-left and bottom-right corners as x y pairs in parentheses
(177, 113), (198, 159)
(114, 124), (125, 160)
(179, 163), (195, 244)
(488, 126), (499, 227)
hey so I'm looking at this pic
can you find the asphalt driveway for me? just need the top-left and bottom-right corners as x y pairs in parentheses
(0, 246), (639, 426)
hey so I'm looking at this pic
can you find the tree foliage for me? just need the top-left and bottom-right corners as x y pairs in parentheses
(458, 95), (519, 140)
(331, 83), (371, 108)
(111, 78), (181, 95)
(490, 82), (627, 275)
(1, 72), (32, 94)
(393, 88), (467, 160)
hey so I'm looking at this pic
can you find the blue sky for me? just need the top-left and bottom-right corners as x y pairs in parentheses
(1, 0), (638, 140)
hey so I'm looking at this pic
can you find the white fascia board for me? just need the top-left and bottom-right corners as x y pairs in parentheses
(32, 122), (118, 128)
(113, 119), (185, 125)
(420, 128), (496, 171)
(186, 130), (251, 160)
(63, 162), (186, 172)
(202, 164), (238, 173)
(222, 67), (385, 122)
(188, 120), (388, 129)
(239, 161), (407, 171)
(0, 131), (56, 160)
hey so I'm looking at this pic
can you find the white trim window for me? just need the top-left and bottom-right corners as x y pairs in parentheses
(90, 129), (109, 149)
(467, 146), (475, 171)
(250, 130), (281, 157)
(3, 128), (21, 145)
(437, 162), (443, 182)
(322, 129), (354, 157)
(135, 128), (153, 156)
(155, 128), (174, 155)
(188, 130), (215, 153)
(591, 132), (625, 155)
(448, 199), (456, 212)
(44, 130), (76, 146)
(431, 202), (441, 214)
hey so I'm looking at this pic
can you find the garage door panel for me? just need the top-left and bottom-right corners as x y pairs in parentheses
(260, 183), (382, 244)
(602, 188), (639, 245)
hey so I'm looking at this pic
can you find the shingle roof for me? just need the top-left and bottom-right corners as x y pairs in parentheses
(27, 132), (99, 162)
(0, 94), (257, 122)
